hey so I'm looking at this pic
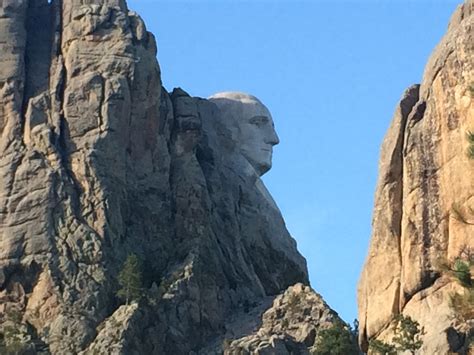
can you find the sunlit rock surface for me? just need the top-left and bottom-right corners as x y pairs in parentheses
(358, 1), (474, 353)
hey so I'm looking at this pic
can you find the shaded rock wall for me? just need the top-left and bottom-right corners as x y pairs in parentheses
(0, 1), (316, 354)
(358, 1), (474, 353)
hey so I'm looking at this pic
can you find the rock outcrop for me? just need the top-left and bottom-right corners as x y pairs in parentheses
(0, 1), (339, 354)
(358, 0), (474, 353)
(222, 283), (342, 355)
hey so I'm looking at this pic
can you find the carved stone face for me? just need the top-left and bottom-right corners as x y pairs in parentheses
(209, 92), (280, 176)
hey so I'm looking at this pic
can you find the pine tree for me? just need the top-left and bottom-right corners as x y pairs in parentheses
(369, 339), (396, 355)
(392, 315), (424, 354)
(312, 322), (359, 355)
(117, 254), (143, 305)
(369, 315), (424, 355)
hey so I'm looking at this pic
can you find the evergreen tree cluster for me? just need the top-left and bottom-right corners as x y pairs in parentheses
(369, 315), (424, 355)
(117, 253), (143, 305)
(312, 320), (360, 355)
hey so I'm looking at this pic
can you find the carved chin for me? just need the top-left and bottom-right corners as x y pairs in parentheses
(256, 162), (271, 176)
(242, 152), (272, 176)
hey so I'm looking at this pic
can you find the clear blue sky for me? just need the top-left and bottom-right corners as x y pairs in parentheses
(128, 0), (461, 323)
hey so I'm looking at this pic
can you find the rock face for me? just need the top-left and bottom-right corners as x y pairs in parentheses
(358, 1), (474, 353)
(208, 92), (280, 177)
(222, 283), (341, 355)
(0, 1), (338, 354)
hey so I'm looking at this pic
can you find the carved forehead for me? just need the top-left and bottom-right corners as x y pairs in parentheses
(209, 92), (272, 120)
(209, 91), (260, 103)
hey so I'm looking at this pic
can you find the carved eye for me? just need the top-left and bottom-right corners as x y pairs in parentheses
(249, 116), (269, 127)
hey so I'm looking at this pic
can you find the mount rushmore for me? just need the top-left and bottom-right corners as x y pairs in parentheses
(0, 0), (472, 354)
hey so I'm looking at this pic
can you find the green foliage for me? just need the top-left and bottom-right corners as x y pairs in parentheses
(368, 315), (424, 355)
(450, 288), (474, 323)
(312, 322), (359, 355)
(468, 131), (474, 159)
(369, 339), (396, 355)
(438, 247), (474, 343)
(392, 315), (424, 354)
(0, 329), (26, 354)
(436, 247), (473, 287)
(351, 319), (359, 345)
(117, 253), (143, 305)
(0, 310), (28, 355)
(469, 83), (474, 97)
(453, 259), (472, 287)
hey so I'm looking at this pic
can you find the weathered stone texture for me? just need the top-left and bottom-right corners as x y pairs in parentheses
(222, 284), (342, 355)
(358, 1), (474, 353)
(0, 1), (316, 354)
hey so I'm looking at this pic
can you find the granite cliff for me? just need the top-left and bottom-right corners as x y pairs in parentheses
(358, 1), (474, 353)
(0, 1), (342, 354)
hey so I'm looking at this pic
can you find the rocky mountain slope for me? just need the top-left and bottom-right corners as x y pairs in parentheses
(0, 1), (342, 354)
(358, 0), (474, 353)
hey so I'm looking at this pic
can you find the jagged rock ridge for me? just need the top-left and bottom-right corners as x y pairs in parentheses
(0, 1), (341, 354)
(358, 1), (474, 353)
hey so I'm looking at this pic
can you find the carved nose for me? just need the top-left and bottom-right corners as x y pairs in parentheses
(267, 129), (280, 146)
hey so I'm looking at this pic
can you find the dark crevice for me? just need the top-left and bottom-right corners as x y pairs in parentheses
(446, 326), (471, 354)
(395, 85), (420, 313)
(22, 0), (54, 127)
(429, 49), (455, 90)
(26, 322), (50, 353)
(397, 81), (442, 313)
(51, 0), (87, 220)
(98, 75), (105, 133)
(401, 272), (442, 309)
(410, 101), (427, 124)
